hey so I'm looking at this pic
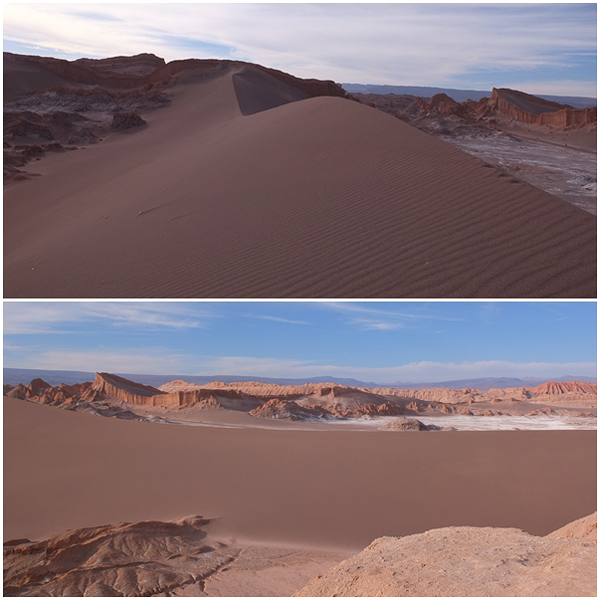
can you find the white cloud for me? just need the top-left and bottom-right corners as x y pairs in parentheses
(323, 302), (464, 330)
(247, 315), (309, 326)
(3, 4), (596, 95)
(5, 346), (595, 383)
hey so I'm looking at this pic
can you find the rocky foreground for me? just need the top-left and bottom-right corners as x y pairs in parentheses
(295, 513), (597, 597)
(3, 516), (347, 597)
(4, 513), (595, 597)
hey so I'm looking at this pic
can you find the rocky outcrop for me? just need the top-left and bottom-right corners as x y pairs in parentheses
(3, 516), (219, 596)
(111, 112), (146, 130)
(548, 512), (597, 540)
(380, 418), (439, 431)
(295, 514), (597, 597)
(354, 86), (596, 135)
(371, 387), (482, 404)
(417, 93), (471, 119)
(250, 399), (330, 421)
(531, 381), (597, 395)
(490, 88), (596, 127)
(3, 515), (347, 598)
(92, 372), (165, 403)
(7, 374), (596, 423)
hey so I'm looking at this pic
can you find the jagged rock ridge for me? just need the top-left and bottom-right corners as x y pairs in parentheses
(4, 373), (596, 423)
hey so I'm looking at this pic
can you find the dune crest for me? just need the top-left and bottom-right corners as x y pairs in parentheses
(4, 53), (596, 298)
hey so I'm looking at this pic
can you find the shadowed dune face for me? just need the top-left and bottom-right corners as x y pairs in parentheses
(233, 67), (309, 115)
(4, 398), (596, 552)
(4, 61), (596, 298)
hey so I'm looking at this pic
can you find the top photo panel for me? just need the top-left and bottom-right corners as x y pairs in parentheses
(4, 3), (597, 299)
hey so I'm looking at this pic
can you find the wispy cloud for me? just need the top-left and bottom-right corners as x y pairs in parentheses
(5, 347), (595, 383)
(246, 315), (309, 326)
(323, 302), (464, 330)
(3, 302), (213, 334)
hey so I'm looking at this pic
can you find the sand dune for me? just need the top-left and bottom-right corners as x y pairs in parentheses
(4, 59), (596, 297)
(4, 397), (596, 553)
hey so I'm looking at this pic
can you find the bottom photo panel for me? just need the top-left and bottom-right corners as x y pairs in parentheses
(3, 300), (597, 597)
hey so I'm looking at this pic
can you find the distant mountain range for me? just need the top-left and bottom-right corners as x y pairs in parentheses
(3, 368), (596, 392)
(342, 84), (597, 109)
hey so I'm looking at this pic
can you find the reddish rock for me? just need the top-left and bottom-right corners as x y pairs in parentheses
(380, 418), (437, 431)
(27, 378), (51, 396)
(531, 381), (596, 395)
(250, 399), (328, 421)
(6, 384), (28, 400)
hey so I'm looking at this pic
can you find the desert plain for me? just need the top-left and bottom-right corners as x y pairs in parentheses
(3, 373), (597, 596)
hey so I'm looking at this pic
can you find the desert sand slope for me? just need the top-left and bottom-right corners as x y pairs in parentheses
(294, 515), (597, 597)
(3, 516), (348, 597)
(4, 66), (596, 297)
(4, 397), (596, 551)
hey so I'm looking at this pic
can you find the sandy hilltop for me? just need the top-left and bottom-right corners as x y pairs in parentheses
(4, 52), (597, 298)
(4, 373), (597, 596)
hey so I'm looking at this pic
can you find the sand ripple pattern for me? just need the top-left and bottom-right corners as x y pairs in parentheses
(4, 69), (596, 297)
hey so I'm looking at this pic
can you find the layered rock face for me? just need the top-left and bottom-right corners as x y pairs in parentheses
(489, 88), (597, 127)
(295, 513), (597, 597)
(355, 86), (596, 134)
(5, 374), (596, 422)
(531, 381), (596, 395)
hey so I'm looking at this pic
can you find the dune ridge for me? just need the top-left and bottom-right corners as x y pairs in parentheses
(4, 54), (596, 298)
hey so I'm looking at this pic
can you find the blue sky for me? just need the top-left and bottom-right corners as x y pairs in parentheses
(3, 301), (596, 382)
(3, 3), (597, 97)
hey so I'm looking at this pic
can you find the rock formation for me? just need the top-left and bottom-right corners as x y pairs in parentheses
(354, 86), (596, 136)
(111, 112), (147, 130)
(295, 513), (597, 597)
(249, 398), (330, 421)
(488, 88), (596, 127)
(3, 515), (348, 597)
(6, 374), (596, 423)
(531, 381), (596, 395)
(380, 418), (439, 431)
